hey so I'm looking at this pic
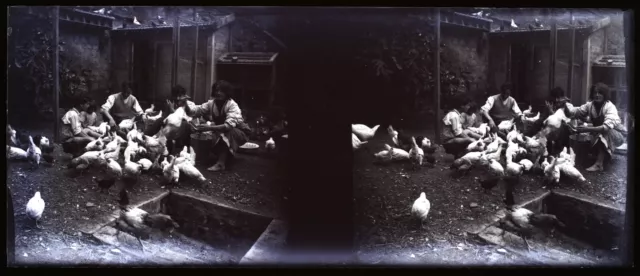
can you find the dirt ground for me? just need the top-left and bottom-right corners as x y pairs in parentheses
(353, 127), (628, 265)
(8, 123), (283, 265)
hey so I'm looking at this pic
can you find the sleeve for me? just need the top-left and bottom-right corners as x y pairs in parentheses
(101, 95), (116, 112)
(480, 96), (495, 113)
(511, 98), (523, 116)
(132, 97), (144, 116)
(224, 102), (243, 128)
(188, 101), (211, 118)
(565, 102), (591, 120)
(69, 113), (82, 135)
(602, 103), (622, 130)
(451, 114), (463, 136)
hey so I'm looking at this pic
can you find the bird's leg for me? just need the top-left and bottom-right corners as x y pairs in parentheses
(523, 237), (531, 252)
(137, 237), (145, 253)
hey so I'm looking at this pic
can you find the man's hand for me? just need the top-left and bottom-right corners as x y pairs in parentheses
(166, 100), (175, 113)
(488, 120), (497, 132)
(545, 101), (554, 112)
(108, 119), (117, 128)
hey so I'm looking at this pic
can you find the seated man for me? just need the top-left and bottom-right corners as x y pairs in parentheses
(61, 97), (102, 157)
(481, 83), (524, 139)
(182, 80), (252, 172)
(442, 94), (480, 159)
(101, 81), (144, 138)
(564, 83), (626, 172)
(147, 85), (199, 154)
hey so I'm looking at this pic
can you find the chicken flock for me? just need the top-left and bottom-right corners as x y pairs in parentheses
(352, 105), (586, 248)
(6, 105), (221, 242)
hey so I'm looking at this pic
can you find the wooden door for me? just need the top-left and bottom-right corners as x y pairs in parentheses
(155, 43), (173, 101)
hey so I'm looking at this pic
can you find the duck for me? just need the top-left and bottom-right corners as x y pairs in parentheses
(352, 124), (380, 141)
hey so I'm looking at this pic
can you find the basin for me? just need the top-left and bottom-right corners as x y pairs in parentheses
(88, 190), (287, 265)
(474, 190), (625, 266)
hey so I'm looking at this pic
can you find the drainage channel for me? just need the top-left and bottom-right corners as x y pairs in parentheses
(82, 190), (288, 265)
(468, 189), (625, 266)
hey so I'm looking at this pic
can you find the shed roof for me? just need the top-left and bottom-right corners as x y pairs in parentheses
(456, 8), (617, 34)
(593, 55), (626, 68)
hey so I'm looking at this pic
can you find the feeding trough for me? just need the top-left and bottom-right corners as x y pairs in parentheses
(471, 189), (625, 265)
(86, 190), (287, 265)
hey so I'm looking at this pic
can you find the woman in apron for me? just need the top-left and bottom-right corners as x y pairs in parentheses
(564, 83), (626, 172)
(184, 80), (251, 172)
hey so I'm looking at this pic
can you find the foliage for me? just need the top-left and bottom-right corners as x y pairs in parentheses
(353, 14), (469, 112)
(11, 15), (91, 116)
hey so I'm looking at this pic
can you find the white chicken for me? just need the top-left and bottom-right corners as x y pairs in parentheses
(123, 161), (143, 190)
(7, 145), (28, 161)
(105, 144), (121, 160)
(541, 157), (551, 171)
(177, 162), (207, 183)
(106, 158), (123, 177)
(506, 126), (519, 142)
(498, 118), (515, 132)
(137, 158), (153, 171)
(450, 151), (485, 173)
(544, 156), (566, 185)
(409, 136), (425, 167)
(85, 137), (105, 152)
(505, 140), (520, 163)
(119, 118), (136, 131)
(352, 124), (380, 141)
(518, 159), (534, 171)
(104, 138), (121, 153)
(383, 144), (410, 161)
(145, 110), (162, 121)
(466, 139), (485, 152)
(544, 108), (570, 129)
(7, 124), (18, 146)
(127, 126), (142, 142)
(352, 133), (368, 151)
(144, 104), (155, 114)
(26, 191), (45, 228)
(484, 136), (501, 154)
(162, 156), (180, 188)
(124, 138), (140, 163)
(524, 112), (540, 124)
(160, 156), (170, 170)
(469, 123), (490, 138)
(266, 137), (276, 151)
(484, 146), (503, 161)
(69, 150), (106, 171)
(26, 136), (42, 168)
(88, 122), (110, 137)
(486, 159), (505, 176)
(523, 106), (534, 117)
(411, 192), (431, 227)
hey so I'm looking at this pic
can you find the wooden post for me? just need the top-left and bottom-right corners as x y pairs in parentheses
(621, 9), (634, 267)
(568, 11), (576, 100)
(434, 8), (442, 144)
(507, 43), (512, 82)
(549, 10), (558, 92)
(53, 6), (60, 143)
(191, 8), (199, 99)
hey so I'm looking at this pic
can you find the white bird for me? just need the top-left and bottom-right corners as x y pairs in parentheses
(544, 108), (570, 129)
(266, 137), (276, 151)
(466, 139), (485, 152)
(177, 162), (207, 183)
(484, 147), (503, 162)
(119, 119), (135, 131)
(26, 136), (42, 168)
(106, 158), (123, 177)
(524, 112), (540, 123)
(352, 124), (380, 141)
(472, 11), (483, 17)
(469, 123), (490, 138)
(499, 118), (516, 132)
(511, 19), (518, 28)
(85, 137), (105, 151)
(352, 133), (368, 151)
(409, 136), (425, 167)
(487, 159), (505, 176)
(26, 192), (45, 228)
(7, 145), (28, 161)
(137, 158), (153, 171)
(411, 192), (431, 227)
(133, 16), (141, 25)
(523, 106), (534, 117)
(145, 104), (155, 114)
(518, 159), (534, 171)
(485, 136), (501, 154)
(94, 8), (105, 14)
(104, 138), (120, 153)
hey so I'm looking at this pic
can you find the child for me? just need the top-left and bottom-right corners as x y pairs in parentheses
(80, 99), (99, 128)
(61, 97), (101, 157)
(442, 94), (479, 159)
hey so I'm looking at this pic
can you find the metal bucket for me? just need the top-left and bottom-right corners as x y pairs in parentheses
(190, 133), (214, 165)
